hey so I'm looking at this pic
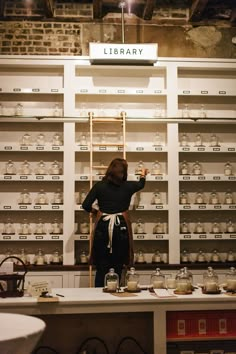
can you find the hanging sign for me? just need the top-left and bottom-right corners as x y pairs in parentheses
(89, 43), (158, 64)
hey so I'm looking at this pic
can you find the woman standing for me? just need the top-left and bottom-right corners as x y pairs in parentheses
(82, 158), (148, 287)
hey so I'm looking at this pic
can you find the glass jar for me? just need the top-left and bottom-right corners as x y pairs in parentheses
(136, 250), (146, 264)
(224, 161), (233, 176)
(211, 221), (221, 234)
(18, 189), (32, 204)
(134, 219), (145, 234)
(52, 189), (63, 204)
(51, 250), (62, 264)
(53, 103), (60, 117)
(192, 161), (202, 175)
(126, 267), (140, 291)
(194, 133), (203, 147)
(49, 160), (61, 175)
(35, 189), (48, 205)
(211, 249), (221, 263)
(5, 160), (16, 175)
(224, 190), (233, 205)
(34, 219), (46, 235)
(203, 267), (219, 293)
(181, 249), (190, 263)
(21, 133), (32, 146)
(104, 268), (119, 291)
(15, 103), (23, 116)
(50, 219), (62, 234)
(182, 104), (190, 118)
(153, 132), (162, 146)
(199, 104), (207, 118)
(2, 219), (15, 235)
(226, 250), (235, 262)
(79, 251), (88, 264)
(52, 133), (63, 146)
(34, 249), (45, 266)
(179, 190), (188, 205)
(180, 221), (190, 234)
(197, 250), (206, 263)
(35, 160), (47, 175)
(209, 190), (220, 205)
(79, 133), (88, 146)
(19, 160), (32, 175)
(152, 250), (162, 263)
(226, 267), (236, 291)
(135, 160), (144, 175)
(154, 104), (163, 118)
(195, 191), (205, 204)
(17, 248), (28, 265)
(151, 161), (161, 175)
(150, 268), (165, 289)
(179, 160), (189, 175)
(36, 133), (45, 146)
(210, 133), (220, 147)
(152, 189), (162, 204)
(19, 219), (31, 235)
(194, 220), (205, 234)
(175, 268), (192, 293)
(153, 221), (164, 234)
(79, 221), (89, 234)
(183, 267), (193, 289)
(0, 102), (3, 115)
(180, 133), (189, 147)
(226, 220), (235, 233)
(79, 190), (87, 204)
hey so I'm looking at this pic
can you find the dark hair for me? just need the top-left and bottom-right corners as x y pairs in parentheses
(103, 158), (128, 185)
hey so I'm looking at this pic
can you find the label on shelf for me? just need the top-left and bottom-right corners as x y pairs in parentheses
(35, 235), (43, 239)
(154, 90), (162, 94)
(219, 90), (226, 95)
(213, 205), (221, 209)
(213, 176), (221, 180)
(99, 89), (107, 93)
(155, 205), (163, 209)
(229, 205), (236, 209)
(19, 205), (28, 209)
(199, 234), (207, 239)
(52, 176), (60, 180)
(79, 235), (89, 240)
(36, 175), (44, 180)
(182, 90), (190, 94)
(136, 205), (144, 209)
(199, 205), (206, 209)
(51, 235), (60, 240)
(154, 147), (163, 152)
(117, 89), (125, 93)
(52, 205), (60, 209)
(20, 146), (28, 150)
(182, 176), (190, 180)
(136, 90), (143, 94)
(80, 89), (88, 93)
(230, 234), (236, 238)
(34, 205), (42, 209)
(197, 176), (205, 180)
(228, 147), (235, 152)
(32, 88), (40, 92)
(201, 90), (208, 94)
(228, 176), (236, 181)
(79, 175), (88, 180)
(3, 236), (11, 240)
(137, 234), (145, 239)
(3, 205), (11, 209)
(4, 175), (12, 180)
(183, 205), (191, 209)
(13, 88), (21, 92)
(183, 234), (191, 239)
(214, 234), (222, 239)
(155, 234), (164, 239)
(213, 147), (220, 151)
(20, 175), (28, 180)
(36, 146), (44, 150)
(19, 235), (27, 240)
(51, 89), (59, 92)
(99, 146), (107, 151)
(136, 147), (144, 151)
(4, 146), (13, 150)
(197, 147), (205, 151)
(79, 146), (89, 151)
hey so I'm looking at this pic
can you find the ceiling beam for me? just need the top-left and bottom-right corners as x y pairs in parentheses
(0, 0), (5, 18)
(142, 0), (155, 20)
(189, 0), (209, 22)
(93, 0), (103, 19)
(43, 0), (54, 18)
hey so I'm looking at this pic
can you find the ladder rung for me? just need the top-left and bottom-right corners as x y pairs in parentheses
(92, 118), (123, 123)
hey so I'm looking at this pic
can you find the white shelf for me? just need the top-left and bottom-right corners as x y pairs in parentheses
(0, 144), (64, 152)
(178, 89), (236, 96)
(0, 234), (63, 241)
(180, 233), (236, 240)
(179, 175), (236, 181)
(0, 204), (64, 211)
(0, 175), (64, 181)
(179, 146), (236, 152)
(179, 204), (236, 211)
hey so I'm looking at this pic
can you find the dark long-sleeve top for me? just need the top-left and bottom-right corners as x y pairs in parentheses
(82, 177), (146, 214)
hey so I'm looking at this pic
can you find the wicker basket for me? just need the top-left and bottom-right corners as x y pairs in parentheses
(0, 256), (28, 298)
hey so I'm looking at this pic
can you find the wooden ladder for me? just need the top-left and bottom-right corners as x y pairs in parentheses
(88, 111), (127, 287)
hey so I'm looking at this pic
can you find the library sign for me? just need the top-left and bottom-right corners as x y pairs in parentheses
(89, 43), (158, 64)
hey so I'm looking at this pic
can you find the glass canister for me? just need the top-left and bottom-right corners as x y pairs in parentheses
(182, 104), (190, 118)
(52, 132), (63, 146)
(175, 268), (192, 293)
(15, 103), (23, 116)
(19, 160), (32, 175)
(180, 220), (190, 234)
(226, 267), (236, 292)
(203, 267), (219, 293)
(34, 219), (46, 235)
(19, 219), (31, 235)
(153, 132), (162, 146)
(196, 249), (207, 263)
(134, 219), (145, 234)
(150, 268), (165, 289)
(5, 160), (17, 175)
(226, 250), (235, 262)
(192, 161), (202, 175)
(224, 161), (233, 176)
(151, 189), (162, 204)
(49, 160), (62, 175)
(153, 221), (164, 234)
(50, 219), (62, 234)
(181, 250), (190, 263)
(18, 189), (32, 204)
(151, 161), (162, 175)
(180, 133), (189, 147)
(2, 218), (15, 235)
(79, 251), (88, 264)
(179, 190), (188, 205)
(179, 160), (189, 175)
(226, 220), (235, 233)
(36, 133), (46, 146)
(135, 160), (145, 175)
(51, 250), (62, 265)
(209, 190), (220, 205)
(211, 249), (221, 263)
(79, 220), (90, 234)
(53, 103), (60, 117)
(79, 133), (88, 146)
(35, 160), (47, 175)
(17, 248), (29, 265)
(104, 268), (119, 292)
(152, 250), (162, 263)
(194, 191), (205, 204)
(51, 189), (63, 204)
(194, 133), (203, 147)
(126, 267), (140, 292)
(224, 190), (234, 205)
(210, 133), (220, 147)
(211, 221), (221, 233)
(136, 250), (146, 264)
(34, 249), (45, 266)
(21, 133), (32, 146)
(194, 220), (205, 234)
(35, 189), (48, 205)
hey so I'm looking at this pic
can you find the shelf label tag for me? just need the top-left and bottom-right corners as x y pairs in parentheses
(99, 89), (106, 93)
(155, 205), (163, 209)
(199, 234), (206, 239)
(3, 205), (11, 209)
(34, 205), (42, 209)
(136, 147), (144, 151)
(19, 205), (27, 209)
(154, 90), (162, 94)
(230, 234), (236, 238)
(213, 176), (221, 180)
(154, 147), (163, 151)
(4, 175), (12, 180)
(80, 89), (88, 93)
(219, 90), (226, 95)
(183, 90), (190, 94)
(182, 176), (190, 180)
(199, 205), (206, 209)
(52, 146), (60, 150)
(99, 146), (107, 151)
(154, 176), (163, 181)
(20, 175), (28, 180)
(4, 146), (12, 150)
(136, 90), (143, 94)
(155, 234), (163, 239)
(36, 175), (44, 180)
(36, 146), (44, 150)
(80, 175), (88, 180)
(19, 235), (27, 240)
(137, 234), (145, 239)
(32, 88), (40, 92)
(20, 146), (28, 150)
(51, 235), (60, 240)
(183, 205), (191, 209)
(117, 89), (125, 94)
(136, 205), (144, 209)
(51, 89), (58, 92)
(201, 90), (208, 94)
(228, 147), (235, 152)
(197, 147), (205, 151)
(213, 148), (220, 151)
(3, 235), (11, 240)
(36, 236), (43, 239)
(80, 235), (88, 240)
(13, 88), (21, 92)
(52, 175), (60, 180)
(183, 234), (191, 239)
(229, 205), (236, 209)
(80, 146), (88, 151)
(198, 176), (205, 180)
(52, 205), (59, 209)
(228, 176), (236, 181)
(182, 147), (190, 151)
(213, 205), (221, 209)
(214, 234), (222, 239)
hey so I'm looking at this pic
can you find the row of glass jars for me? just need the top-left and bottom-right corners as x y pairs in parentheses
(4, 160), (63, 175)
(0, 103), (62, 118)
(1, 248), (63, 265)
(134, 219), (166, 234)
(180, 132), (223, 147)
(0, 219), (62, 235)
(181, 249), (235, 263)
(180, 190), (235, 205)
(17, 189), (63, 205)
(20, 133), (63, 146)
(104, 266), (236, 293)
(180, 160), (234, 175)
(78, 132), (164, 147)
(180, 220), (235, 234)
